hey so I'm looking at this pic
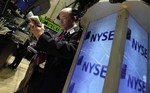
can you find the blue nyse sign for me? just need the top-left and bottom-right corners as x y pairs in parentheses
(119, 16), (148, 93)
(66, 13), (117, 93)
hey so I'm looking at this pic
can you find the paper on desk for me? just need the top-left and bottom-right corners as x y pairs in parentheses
(0, 27), (11, 35)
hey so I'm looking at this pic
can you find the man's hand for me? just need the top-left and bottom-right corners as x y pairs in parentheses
(29, 19), (45, 40)
(29, 16), (41, 25)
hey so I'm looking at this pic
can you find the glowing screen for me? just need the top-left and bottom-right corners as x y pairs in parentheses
(66, 13), (117, 93)
(16, 0), (29, 13)
(119, 16), (148, 93)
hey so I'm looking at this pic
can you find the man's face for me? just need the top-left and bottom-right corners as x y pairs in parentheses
(59, 12), (74, 31)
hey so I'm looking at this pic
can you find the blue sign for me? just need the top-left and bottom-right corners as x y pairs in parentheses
(66, 13), (117, 93)
(119, 16), (148, 93)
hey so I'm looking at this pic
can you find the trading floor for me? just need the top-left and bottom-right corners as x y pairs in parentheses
(0, 56), (29, 93)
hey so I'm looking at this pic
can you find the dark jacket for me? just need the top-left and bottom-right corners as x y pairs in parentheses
(15, 26), (82, 93)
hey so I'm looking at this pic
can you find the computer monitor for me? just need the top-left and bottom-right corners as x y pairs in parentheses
(15, 0), (37, 14)
(32, 6), (40, 15)
(16, 0), (29, 13)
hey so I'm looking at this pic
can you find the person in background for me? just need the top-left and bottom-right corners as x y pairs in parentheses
(8, 22), (33, 69)
(15, 7), (83, 93)
(8, 40), (30, 69)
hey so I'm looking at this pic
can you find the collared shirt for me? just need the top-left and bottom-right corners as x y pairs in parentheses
(65, 24), (77, 35)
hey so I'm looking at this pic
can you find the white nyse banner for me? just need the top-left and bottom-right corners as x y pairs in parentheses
(66, 13), (117, 93)
(119, 15), (148, 93)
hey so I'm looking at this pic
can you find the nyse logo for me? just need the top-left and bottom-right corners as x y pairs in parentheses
(77, 56), (127, 79)
(77, 55), (107, 78)
(85, 30), (114, 42)
(85, 28), (131, 42)
(127, 75), (146, 93)
(67, 55), (127, 93)
(132, 38), (148, 59)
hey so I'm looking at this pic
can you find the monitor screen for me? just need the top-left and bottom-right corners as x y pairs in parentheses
(16, 0), (29, 13)
(32, 6), (40, 15)
(118, 15), (148, 93)
(16, 0), (37, 14)
(65, 13), (117, 93)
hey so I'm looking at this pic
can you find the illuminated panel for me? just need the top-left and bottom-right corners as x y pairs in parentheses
(16, 0), (37, 14)
(39, 16), (62, 32)
(32, 6), (40, 14)
(119, 15), (148, 93)
(16, 0), (29, 13)
(66, 13), (117, 93)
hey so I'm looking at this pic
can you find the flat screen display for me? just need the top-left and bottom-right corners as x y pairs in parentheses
(66, 13), (117, 93)
(119, 15), (148, 93)
(32, 6), (40, 14)
(16, 0), (29, 13)
(16, 0), (36, 13)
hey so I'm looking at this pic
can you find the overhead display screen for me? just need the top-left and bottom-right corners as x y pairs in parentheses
(16, 0), (29, 13)
(119, 15), (148, 93)
(66, 13), (117, 93)
(16, 0), (36, 13)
